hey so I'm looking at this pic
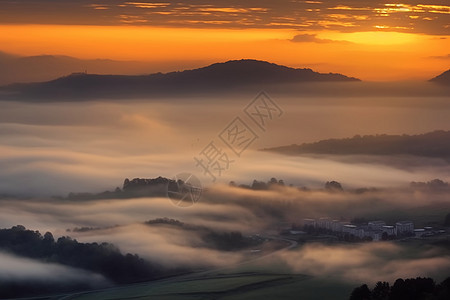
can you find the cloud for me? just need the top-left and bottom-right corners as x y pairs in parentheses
(290, 34), (339, 43)
(428, 54), (450, 59)
(0, 177), (448, 281)
(0, 1), (449, 35)
(0, 251), (110, 286)
(270, 243), (450, 284)
(1, 181), (449, 251)
(73, 224), (244, 268)
(290, 32), (358, 44)
(0, 96), (449, 197)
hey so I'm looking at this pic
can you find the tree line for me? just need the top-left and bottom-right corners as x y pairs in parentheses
(349, 277), (450, 300)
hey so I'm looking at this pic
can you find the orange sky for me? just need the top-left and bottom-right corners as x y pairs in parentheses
(0, 1), (449, 81)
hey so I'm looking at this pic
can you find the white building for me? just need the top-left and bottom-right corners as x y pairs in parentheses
(355, 227), (365, 239)
(414, 228), (425, 237)
(370, 230), (383, 241)
(342, 224), (357, 236)
(396, 221), (414, 235)
(331, 220), (347, 232)
(382, 225), (396, 236)
(303, 219), (316, 228)
(317, 218), (331, 230)
(369, 220), (386, 231)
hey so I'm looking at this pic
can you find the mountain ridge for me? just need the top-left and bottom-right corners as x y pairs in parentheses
(0, 59), (360, 101)
(0, 51), (165, 86)
(430, 69), (450, 85)
(263, 130), (450, 161)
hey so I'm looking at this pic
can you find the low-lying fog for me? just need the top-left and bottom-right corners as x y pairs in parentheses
(0, 186), (449, 285)
(0, 94), (449, 196)
(0, 92), (449, 287)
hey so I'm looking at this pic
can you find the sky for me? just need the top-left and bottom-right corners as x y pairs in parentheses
(0, 0), (449, 81)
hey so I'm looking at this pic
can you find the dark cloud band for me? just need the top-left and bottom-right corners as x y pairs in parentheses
(0, 0), (448, 35)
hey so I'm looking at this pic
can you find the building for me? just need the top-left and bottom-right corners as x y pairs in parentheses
(368, 220), (386, 231)
(301, 216), (419, 242)
(382, 225), (396, 236)
(303, 219), (316, 228)
(396, 221), (414, 235)
(331, 220), (347, 232)
(370, 230), (383, 241)
(317, 218), (331, 230)
(355, 227), (365, 239)
(342, 224), (357, 236)
(414, 228), (425, 237)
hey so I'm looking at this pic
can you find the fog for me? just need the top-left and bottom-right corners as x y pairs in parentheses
(0, 93), (449, 295)
(0, 184), (448, 275)
(0, 95), (449, 196)
(270, 243), (450, 284)
(0, 251), (109, 286)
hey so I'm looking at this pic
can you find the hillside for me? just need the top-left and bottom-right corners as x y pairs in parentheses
(263, 130), (450, 160)
(0, 51), (164, 86)
(430, 69), (450, 85)
(0, 59), (359, 101)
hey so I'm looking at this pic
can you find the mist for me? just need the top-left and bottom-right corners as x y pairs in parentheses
(0, 251), (109, 286)
(0, 92), (449, 298)
(267, 242), (450, 284)
(0, 183), (448, 274)
(0, 94), (449, 196)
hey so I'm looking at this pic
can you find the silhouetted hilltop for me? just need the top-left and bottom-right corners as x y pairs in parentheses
(66, 176), (174, 200)
(0, 59), (359, 100)
(0, 50), (163, 86)
(172, 59), (360, 84)
(430, 69), (450, 85)
(410, 178), (450, 192)
(263, 130), (450, 160)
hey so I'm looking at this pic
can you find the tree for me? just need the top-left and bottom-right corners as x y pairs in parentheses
(325, 181), (344, 192)
(372, 281), (390, 300)
(251, 180), (267, 190)
(435, 277), (450, 300)
(428, 179), (448, 189)
(348, 277), (449, 300)
(43, 232), (54, 243)
(349, 284), (371, 300)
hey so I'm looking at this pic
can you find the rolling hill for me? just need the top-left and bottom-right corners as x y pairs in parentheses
(0, 51), (172, 86)
(263, 130), (450, 160)
(430, 69), (450, 85)
(0, 59), (359, 101)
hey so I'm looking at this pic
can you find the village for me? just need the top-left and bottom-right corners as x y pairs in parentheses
(283, 218), (448, 242)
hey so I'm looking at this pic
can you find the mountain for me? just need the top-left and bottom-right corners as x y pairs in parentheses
(0, 51), (18, 62)
(0, 51), (167, 86)
(430, 69), (450, 85)
(0, 59), (360, 101)
(263, 130), (450, 160)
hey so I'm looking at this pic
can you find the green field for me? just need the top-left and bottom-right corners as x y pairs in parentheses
(57, 271), (353, 300)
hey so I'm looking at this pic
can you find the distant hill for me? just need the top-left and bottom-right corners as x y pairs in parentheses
(0, 59), (360, 101)
(430, 69), (450, 85)
(263, 130), (450, 160)
(0, 51), (166, 86)
(66, 176), (173, 200)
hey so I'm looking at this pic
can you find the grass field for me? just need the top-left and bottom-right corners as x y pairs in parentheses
(60, 271), (353, 300)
